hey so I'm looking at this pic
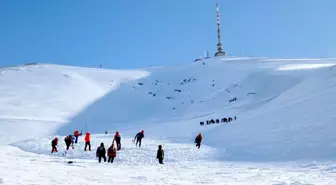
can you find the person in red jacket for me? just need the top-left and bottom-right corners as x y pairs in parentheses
(84, 132), (91, 151)
(107, 144), (117, 163)
(51, 137), (58, 153)
(113, 131), (121, 151)
(73, 130), (82, 144)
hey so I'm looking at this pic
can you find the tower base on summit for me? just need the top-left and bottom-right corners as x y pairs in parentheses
(214, 51), (226, 57)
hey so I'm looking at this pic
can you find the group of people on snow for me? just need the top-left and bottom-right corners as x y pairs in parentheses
(96, 142), (117, 163)
(200, 116), (236, 126)
(51, 129), (202, 165)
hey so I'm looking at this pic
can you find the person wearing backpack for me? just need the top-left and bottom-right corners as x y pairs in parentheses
(107, 144), (117, 163)
(96, 143), (106, 163)
(64, 135), (73, 150)
(156, 145), (164, 165)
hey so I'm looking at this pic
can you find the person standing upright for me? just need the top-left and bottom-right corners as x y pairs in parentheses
(107, 144), (117, 163)
(84, 132), (91, 151)
(156, 145), (164, 165)
(96, 143), (106, 163)
(113, 131), (121, 151)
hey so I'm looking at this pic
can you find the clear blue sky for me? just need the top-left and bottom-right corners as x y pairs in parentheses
(1, 0), (335, 69)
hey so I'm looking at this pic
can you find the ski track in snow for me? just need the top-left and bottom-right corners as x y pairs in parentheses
(0, 59), (336, 184)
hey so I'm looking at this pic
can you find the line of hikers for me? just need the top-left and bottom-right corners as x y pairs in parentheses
(51, 129), (202, 165)
(200, 116), (237, 126)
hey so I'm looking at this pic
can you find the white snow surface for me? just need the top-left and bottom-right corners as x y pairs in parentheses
(1, 58), (336, 184)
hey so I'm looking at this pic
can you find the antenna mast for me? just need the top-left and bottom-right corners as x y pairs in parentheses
(215, 3), (226, 57)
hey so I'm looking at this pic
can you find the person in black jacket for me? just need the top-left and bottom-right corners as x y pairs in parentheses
(156, 145), (164, 165)
(64, 135), (73, 150)
(195, 133), (202, 149)
(96, 143), (106, 163)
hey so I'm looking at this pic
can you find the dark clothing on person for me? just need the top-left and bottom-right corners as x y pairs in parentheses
(136, 138), (142, 147)
(51, 145), (57, 153)
(64, 135), (73, 150)
(84, 141), (91, 151)
(107, 145), (117, 163)
(156, 145), (164, 165)
(51, 138), (58, 153)
(195, 134), (202, 149)
(108, 156), (115, 163)
(98, 155), (106, 163)
(96, 143), (106, 163)
(134, 132), (144, 147)
(114, 135), (121, 150)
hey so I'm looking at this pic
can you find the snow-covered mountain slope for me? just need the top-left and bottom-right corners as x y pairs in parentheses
(1, 57), (336, 184)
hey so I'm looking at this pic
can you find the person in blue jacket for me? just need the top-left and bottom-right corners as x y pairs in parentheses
(133, 130), (144, 147)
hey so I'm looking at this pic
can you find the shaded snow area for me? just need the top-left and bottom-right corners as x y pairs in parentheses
(0, 64), (149, 145)
(1, 58), (336, 184)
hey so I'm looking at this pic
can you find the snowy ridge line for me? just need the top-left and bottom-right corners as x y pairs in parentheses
(18, 63), (150, 73)
(262, 58), (336, 62)
(0, 116), (67, 122)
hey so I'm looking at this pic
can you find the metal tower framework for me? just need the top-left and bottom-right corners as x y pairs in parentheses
(214, 3), (226, 57)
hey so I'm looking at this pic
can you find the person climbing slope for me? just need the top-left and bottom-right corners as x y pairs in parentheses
(84, 132), (91, 151)
(113, 131), (121, 151)
(51, 137), (58, 153)
(73, 130), (82, 144)
(156, 145), (164, 165)
(195, 133), (202, 149)
(96, 143), (106, 163)
(107, 144), (117, 163)
(133, 130), (144, 147)
(64, 135), (74, 150)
